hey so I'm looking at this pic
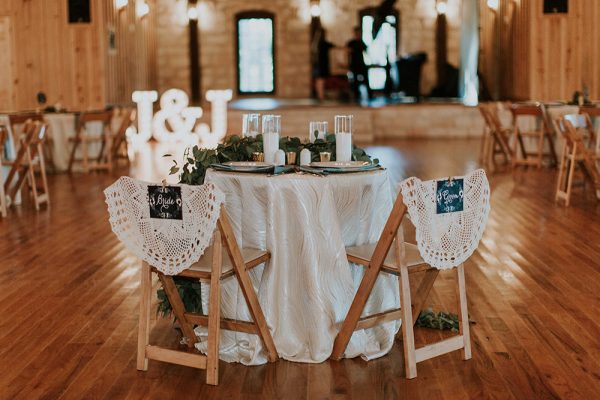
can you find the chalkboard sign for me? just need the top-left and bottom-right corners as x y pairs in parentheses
(148, 185), (183, 220)
(436, 178), (464, 214)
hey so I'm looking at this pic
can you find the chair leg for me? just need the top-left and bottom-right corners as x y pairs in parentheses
(82, 137), (89, 173)
(330, 263), (382, 360)
(67, 139), (78, 174)
(456, 264), (471, 360)
(565, 151), (578, 207)
(206, 232), (222, 385)
(0, 174), (6, 218)
(157, 274), (197, 348)
(555, 143), (567, 202)
(137, 261), (152, 371)
(38, 146), (50, 207)
(399, 264), (417, 379)
(234, 260), (278, 362)
(218, 215), (278, 362)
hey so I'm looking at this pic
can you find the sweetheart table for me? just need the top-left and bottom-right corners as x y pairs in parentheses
(196, 169), (401, 365)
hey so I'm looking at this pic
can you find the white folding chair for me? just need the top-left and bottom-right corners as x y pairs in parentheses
(104, 177), (277, 385)
(331, 169), (490, 379)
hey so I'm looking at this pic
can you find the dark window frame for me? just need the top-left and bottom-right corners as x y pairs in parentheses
(358, 7), (400, 92)
(235, 10), (276, 95)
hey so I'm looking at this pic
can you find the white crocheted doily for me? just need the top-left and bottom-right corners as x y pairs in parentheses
(399, 169), (490, 270)
(104, 176), (224, 275)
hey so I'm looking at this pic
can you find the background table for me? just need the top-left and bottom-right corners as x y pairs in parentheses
(198, 169), (400, 365)
(45, 113), (106, 172)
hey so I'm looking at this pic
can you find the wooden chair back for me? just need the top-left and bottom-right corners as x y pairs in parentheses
(76, 110), (112, 131)
(69, 110), (114, 173)
(579, 105), (600, 117)
(510, 103), (544, 117)
(478, 103), (512, 169)
(555, 116), (600, 206)
(3, 120), (50, 209)
(0, 125), (8, 217)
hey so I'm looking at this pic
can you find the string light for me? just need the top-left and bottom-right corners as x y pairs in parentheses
(115, 0), (128, 10)
(436, 0), (448, 15)
(310, 4), (321, 17)
(136, 0), (149, 18)
(487, 0), (499, 10)
(187, 5), (199, 21)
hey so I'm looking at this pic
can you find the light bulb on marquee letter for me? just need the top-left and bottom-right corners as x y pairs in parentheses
(197, 89), (233, 148)
(131, 90), (158, 143)
(152, 89), (202, 143)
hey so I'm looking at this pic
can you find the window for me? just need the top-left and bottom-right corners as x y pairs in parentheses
(236, 12), (275, 94)
(360, 9), (399, 91)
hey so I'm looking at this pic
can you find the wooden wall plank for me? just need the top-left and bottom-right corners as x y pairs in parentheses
(480, 0), (599, 101)
(2, 0), (157, 112)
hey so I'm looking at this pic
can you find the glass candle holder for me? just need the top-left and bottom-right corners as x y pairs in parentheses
(242, 113), (260, 138)
(308, 121), (328, 143)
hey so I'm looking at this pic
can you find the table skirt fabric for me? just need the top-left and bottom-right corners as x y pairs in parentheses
(45, 113), (104, 172)
(198, 169), (400, 365)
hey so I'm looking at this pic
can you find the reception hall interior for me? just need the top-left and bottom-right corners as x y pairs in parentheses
(1, 0), (600, 398)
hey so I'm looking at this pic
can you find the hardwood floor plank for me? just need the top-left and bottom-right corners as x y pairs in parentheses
(1, 139), (599, 399)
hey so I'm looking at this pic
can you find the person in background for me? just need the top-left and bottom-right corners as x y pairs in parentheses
(346, 26), (371, 102)
(312, 27), (335, 102)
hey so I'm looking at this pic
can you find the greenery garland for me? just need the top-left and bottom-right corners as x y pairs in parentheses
(169, 133), (378, 185)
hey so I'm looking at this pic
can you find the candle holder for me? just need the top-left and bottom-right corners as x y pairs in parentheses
(286, 152), (297, 165)
(252, 152), (265, 162)
(319, 152), (331, 162)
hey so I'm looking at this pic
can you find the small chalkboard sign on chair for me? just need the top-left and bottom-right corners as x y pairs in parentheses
(148, 183), (183, 220)
(436, 178), (464, 214)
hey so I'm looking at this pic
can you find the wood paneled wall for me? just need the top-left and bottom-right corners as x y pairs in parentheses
(0, 0), (157, 112)
(479, 0), (600, 101)
(102, 0), (158, 106)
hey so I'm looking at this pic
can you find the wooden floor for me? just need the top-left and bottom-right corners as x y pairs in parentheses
(1, 138), (599, 399)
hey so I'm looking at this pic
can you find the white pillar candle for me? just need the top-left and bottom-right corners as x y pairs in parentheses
(274, 149), (286, 166)
(263, 132), (279, 163)
(335, 132), (352, 162)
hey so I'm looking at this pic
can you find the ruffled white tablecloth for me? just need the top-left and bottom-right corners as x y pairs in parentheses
(196, 169), (401, 365)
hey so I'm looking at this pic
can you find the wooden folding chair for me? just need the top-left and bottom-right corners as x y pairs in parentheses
(510, 103), (557, 168)
(0, 125), (8, 217)
(330, 192), (472, 379)
(478, 103), (512, 170)
(555, 116), (600, 206)
(8, 112), (55, 171)
(578, 107), (600, 163)
(67, 110), (113, 173)
(137, 204), (278, 385)
(3, 120), (50, 211)
(111, 108), (135, 166)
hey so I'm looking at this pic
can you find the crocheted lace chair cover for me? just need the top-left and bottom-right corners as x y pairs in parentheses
(104, 176), (225, 275)
(399, 169), (490, 270)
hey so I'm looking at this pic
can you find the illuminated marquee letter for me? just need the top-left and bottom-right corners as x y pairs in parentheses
(131, 90), (158, 143)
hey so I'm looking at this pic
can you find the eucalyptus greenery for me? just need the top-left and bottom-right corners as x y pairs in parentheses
(416, 308), (460, 332)
(156, 276), (203, 318)
(157, 134), (379, 320)
(169, 133), (379, 185)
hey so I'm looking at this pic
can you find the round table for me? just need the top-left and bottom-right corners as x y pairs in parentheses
(196, 169), (401, 365)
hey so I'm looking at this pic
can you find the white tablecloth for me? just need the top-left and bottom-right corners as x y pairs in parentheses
(45, 113), (105, 172)
(198, 169), (400, 365)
